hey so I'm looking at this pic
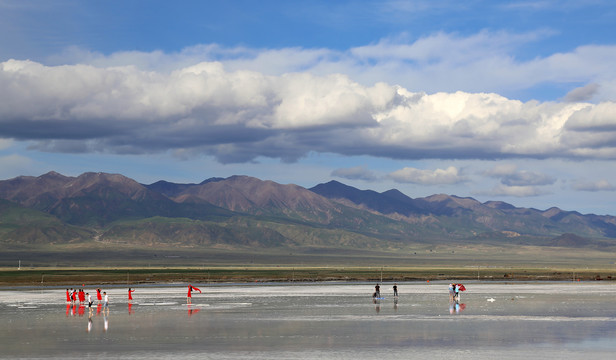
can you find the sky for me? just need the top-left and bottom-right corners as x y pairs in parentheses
(1, 0), (616, 215)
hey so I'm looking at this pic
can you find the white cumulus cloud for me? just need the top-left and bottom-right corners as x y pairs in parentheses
(572, 179), (616, 192)
(484, 164), (556, 186)
(477, 184), (548, 198)
(2, 39), (616, 164)
(388, 166), (464, 185)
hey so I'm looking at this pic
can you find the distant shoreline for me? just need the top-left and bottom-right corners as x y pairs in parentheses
(1, 266), (613, 286)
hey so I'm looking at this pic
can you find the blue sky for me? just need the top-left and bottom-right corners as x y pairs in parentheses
(1, 0), (616, 215)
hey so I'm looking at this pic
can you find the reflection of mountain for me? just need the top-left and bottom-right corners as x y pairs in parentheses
(1, 171), (616, 250)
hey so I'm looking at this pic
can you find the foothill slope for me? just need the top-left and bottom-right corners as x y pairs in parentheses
(1, 172), (615, 271)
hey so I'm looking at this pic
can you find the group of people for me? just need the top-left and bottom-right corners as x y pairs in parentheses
(372, 283), (399, 300)
(65, 284), (202, 307)
(371, 282), (466, 302)
(66, 288), (109, 313)
(448, 283), (465, 302)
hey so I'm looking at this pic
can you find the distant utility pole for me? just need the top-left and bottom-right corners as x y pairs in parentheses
(18, 260), (21, 270)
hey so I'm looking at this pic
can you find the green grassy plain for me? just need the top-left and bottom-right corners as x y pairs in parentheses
(0, 265), (614, 286)
(1, 242), (615, 286)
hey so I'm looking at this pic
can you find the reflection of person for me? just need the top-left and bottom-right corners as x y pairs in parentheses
(187, 284), (201, 304)
(393, 283), (398, 297)
(393, 297), (398, 312)
(374, 284), (380, 298)
(187, 306), (200, 316)
(103, 315), (109, 332)
(128, 302), (134, 315)
(128, 288), (135, 303)
(449, 301), (466, 314)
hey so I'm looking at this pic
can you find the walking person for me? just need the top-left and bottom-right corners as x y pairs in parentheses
(96, 288), (102, 304)
(393, 283), (398, 297)
(103, 291), (110, 314)
(374, 283), (381, 298)
(128, 288), (135, 303)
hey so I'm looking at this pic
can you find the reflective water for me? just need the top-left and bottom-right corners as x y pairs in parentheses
(1, 282), (616, 359)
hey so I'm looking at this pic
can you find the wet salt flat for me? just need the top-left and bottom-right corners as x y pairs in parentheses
(1, 282), (616, 359)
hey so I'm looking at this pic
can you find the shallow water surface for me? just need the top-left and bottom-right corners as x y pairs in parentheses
(1, 282), (616, 359)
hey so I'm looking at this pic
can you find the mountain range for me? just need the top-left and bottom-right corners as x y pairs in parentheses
(1, 171), (616, 250)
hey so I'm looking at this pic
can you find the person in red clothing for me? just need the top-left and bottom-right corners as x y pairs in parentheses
(78, 289), (85, 304)
(72, 289), (77, 303)
(66, 289), (70, 302)
(128, 288), (135, 303)
(96, 289), (102, 303)
(187, 284), (201, 304)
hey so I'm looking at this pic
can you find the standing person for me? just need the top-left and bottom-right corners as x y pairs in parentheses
(187, 284), (201, 304)
(66, 289), (70, 303)
(79, 289), (85, 304)
(103, 291), (110, 314)
(455, 283), (466, 302)
(448, 283), (455, 302)
(393, 283), (398, 297)
(71, 289), (77, 303)
(128, 288), (135, 303)
(87, 292), (93, 313)
(454, 283), (460, 302)
(96, 289), (102, 304)
(374, 283), (381, 298)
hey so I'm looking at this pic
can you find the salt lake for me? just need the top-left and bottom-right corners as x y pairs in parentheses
(1, 282), (616, 359)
